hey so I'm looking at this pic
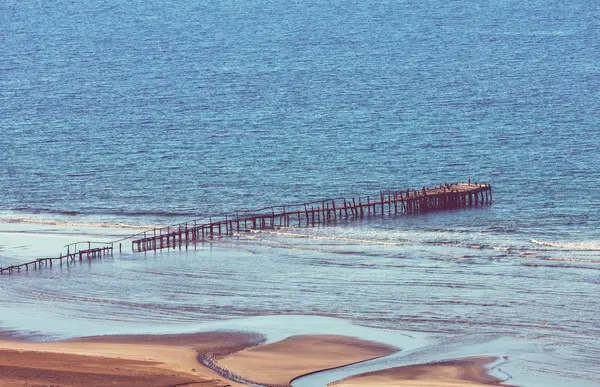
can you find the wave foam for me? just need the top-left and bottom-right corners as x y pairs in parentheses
(545, 257), (600, 264)
(531, 239), (600, 251)
(249, 229), (407, 246)
(0, 217), (153, 230)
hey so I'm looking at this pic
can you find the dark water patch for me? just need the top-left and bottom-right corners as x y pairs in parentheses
(8, 207), (201, 220)
(522, 262), (600, 272)
(424, 240), (462, 246)
(12, 207), (81, 216)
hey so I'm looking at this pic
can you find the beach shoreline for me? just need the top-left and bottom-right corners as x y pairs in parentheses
(0, 330), (513, 387)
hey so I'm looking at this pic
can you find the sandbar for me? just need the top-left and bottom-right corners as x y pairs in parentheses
(333, 357), (513, 387)
(216, 334), (399, 386)
(0, 331), (262, 387)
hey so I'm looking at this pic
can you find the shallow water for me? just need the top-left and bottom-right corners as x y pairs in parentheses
(1, 221), (599, 386)
(2, 0), (600, 385)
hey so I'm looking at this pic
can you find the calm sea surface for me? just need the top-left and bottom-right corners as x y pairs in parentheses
(1, 1), (599, 386)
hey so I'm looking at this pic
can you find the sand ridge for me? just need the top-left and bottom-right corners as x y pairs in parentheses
(333, 357), (513, 387)
(215, 334), (399, 386)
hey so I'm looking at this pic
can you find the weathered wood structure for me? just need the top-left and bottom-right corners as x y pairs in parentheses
(131, 182), (492, 253)
(0, 182), (491, 274)
(0, 244), (112, 275)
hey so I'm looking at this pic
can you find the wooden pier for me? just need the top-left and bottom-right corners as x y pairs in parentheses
(0, 244), (113, 275)
(131, 182), (492, 253)
(0, 182), (491, 274)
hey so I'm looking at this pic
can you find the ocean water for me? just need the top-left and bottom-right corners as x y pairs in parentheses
(1, 0), (599, 386)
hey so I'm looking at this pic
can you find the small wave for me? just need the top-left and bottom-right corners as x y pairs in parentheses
(519, 252), (538, 257)
(426, 228), (472, 234)
(426, 226), (518, 234)
(13, 207), (81, 216)
(252, 229), (504, 252)
(111, 210), (201, 218)
(531, 239), (600, 251)
(252, 229), (407, 246)
(11, 207), (200, 218)
(0, 217), (153, 230)
(544, 257), (600, 264)
(423, 240), (462, 246)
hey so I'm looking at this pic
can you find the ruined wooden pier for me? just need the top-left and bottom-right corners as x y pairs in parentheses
(131, 182), (492, 253)
(0, 182), (491, 274)
(0, 244), (113, 275)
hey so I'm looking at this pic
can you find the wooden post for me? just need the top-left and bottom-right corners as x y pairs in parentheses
(304, 204), (309, 225)
(271, 209), (275, 229)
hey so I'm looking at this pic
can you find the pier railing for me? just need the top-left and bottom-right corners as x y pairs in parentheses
(0, 182), (492, 274)
(0, 242), (113, 274)
(130, 182), (492, 253)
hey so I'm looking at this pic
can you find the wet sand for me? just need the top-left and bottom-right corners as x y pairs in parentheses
(0, 331), (261, 387)
(333, 357), (512, 387)
(0, 332), (510, 387)
(216, 334), (399, 386)
(0, 348), (224, 387)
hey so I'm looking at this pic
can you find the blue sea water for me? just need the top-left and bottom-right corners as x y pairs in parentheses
(1, 0), (599, 386)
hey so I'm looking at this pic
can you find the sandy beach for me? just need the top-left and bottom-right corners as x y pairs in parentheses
(0, 331), (514, 387)
(333, 357), (511, 387)
(0, 331), (261, 387)
(215, 334), (398, 385)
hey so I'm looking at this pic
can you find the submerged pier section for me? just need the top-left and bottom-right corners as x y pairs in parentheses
(131, 183), (492, 253)
(0, 244), (113, 275)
